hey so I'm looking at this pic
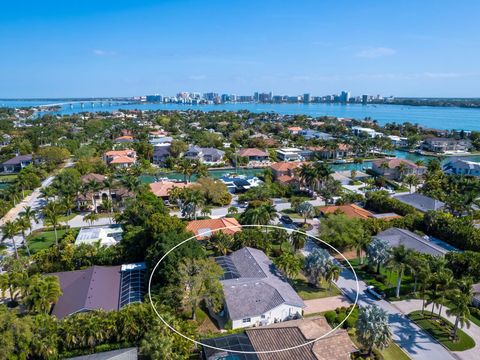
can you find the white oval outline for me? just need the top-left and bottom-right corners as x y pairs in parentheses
(148, 224), (359, 355)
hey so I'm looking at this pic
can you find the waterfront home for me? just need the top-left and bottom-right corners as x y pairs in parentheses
(318, 204), (400, 221)
(216, 247), (305, 330)
(374, 227), (454, 257)
(372, 158), (426, 181)
(149, 180), (192, 200)
(219, 174), (263, 193)
(443, 159), (480, 176)
(387, 135), (409, 148)
(2, 154), (35, 173)
(421, 137), (471, 153)
(186, 217), (241, 240)
(276, 147), (312, 161)
(270, 161), (305, 185)
(75, 225), (123, 247)
(184, 145), (225, 164)
(351, 126), (383, 138)
(201, 316), (357, 360)
(152, 146), (171, 165)
(104, 149), (137, 167)
(299, 129), (335, 141)
(149, 129), (169, 138)
(237, 148), (269, 162)
(393, 192), (445, 213)
(149, 136), (173, 148)
(48, 263), (145, 319)
(308, 143), (353, 160)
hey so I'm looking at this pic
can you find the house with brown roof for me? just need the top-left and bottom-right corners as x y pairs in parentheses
(114, 135), (134, 143)
(48, 263), (145, 319)
(308, 143), (353, 160)
(372, 158), (426, 181)
(237, 148), (269, 162)
(287, 126), (303, 135)
(186, 217), (241, 240)
(201, 315), (357, 360)
(318, 204), (400, 221)
(149, 181), (193, 200)
(104, 149), (137, 168)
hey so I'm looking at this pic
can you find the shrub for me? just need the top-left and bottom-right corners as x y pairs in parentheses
(324, 311), (337, 325)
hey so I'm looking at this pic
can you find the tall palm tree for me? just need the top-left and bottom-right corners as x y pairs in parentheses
(16, 217), (31, 257)
(1, 220), (20, 258)
(325, 263), (341, 293)
(290, 231), (307, 252)
(297, 202), (314, 224)
(273, 251), (302, 279)
(403, 174), (420, 193)
(42, 202), (63, 245)
(446, 291), (472, 340)
(185, 189), (205, 220)
(396, 162), (408, 180)
(103, 177), (115, 199)
(86, 179), (102, 213)
(24, 274), (62, 314)
(353, 235), (371, 265)
(356, 305), (392, 356)
(435, 270), (455, 318)
(19, 206), (37, 234)
(387, 245), (412, 298)
(40, 186), (56, 204)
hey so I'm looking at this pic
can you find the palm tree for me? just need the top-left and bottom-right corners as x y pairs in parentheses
(396, 162), (408, 180)
(435, 270), (454, 318)
(175, 159), (194, 183)
(1, 220), (20, 258)
(83, 212), (99, 226)
(290, 231), (307, 251)
(325, 264), (341, 293)
(209, 233), (233, 256)
(403, 174), (419, 193)
(201, 205), (212, 218)
(273, 251), (302, 279)
(446, 291), (472, 340)
(16, 218), (31, 257)
(185, 189), (205, 220)
(356, 305), (392, 357)
(42, 202), (63, 245)
(19, 206), (37, 234)
(296, 201), (314, 224)
(120, 175), (141, 198)
(387, 245), (412, 298)
(24, 274), (62, 314)
(353, 235), (371, 265)
(227, 206), (238, 216)
(103, 177), (115, 199)
(40, 186), (56, 204)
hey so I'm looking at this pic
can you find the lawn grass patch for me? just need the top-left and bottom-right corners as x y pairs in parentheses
(381, 342), (411, 360)
(280, 208), (303, 219)
(26, 229), (74, 254)
(292, 273), (341, 300)
(408, 310), (475, 351)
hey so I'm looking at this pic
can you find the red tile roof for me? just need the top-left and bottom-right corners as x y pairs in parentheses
(149, 181), (192, 197)
(318, 204), (375, 219)
(186, 217), (241, 240)
(237, 148), (269, 157)
(373, 158), (424, 169)
(270, 161), (306, 173)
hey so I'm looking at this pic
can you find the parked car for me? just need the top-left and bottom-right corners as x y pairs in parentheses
(366, 285), (385, 300)
(280, 215), (293, 224)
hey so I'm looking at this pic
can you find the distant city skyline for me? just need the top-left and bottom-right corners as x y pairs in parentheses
(1, 0), (479, 98)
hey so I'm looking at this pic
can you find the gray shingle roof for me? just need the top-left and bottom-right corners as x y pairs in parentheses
(374, 227), (449, 256)
(394, 193), (445, 212)
(217, 247), (305, 320)
(3, 154), (32, 165)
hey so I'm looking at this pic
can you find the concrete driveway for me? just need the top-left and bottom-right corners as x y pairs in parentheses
(303, 295), (352, 315)
(392, 299), (480, 360)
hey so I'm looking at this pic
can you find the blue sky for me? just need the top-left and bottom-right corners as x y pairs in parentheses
(1, 0), (479, 98)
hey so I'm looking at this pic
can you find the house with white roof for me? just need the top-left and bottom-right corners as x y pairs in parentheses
(75, 225), (123, 247)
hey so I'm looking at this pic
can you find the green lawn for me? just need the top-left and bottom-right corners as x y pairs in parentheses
(280, 208), (303, 219)
(381, 342), (411, 360)
(468, 309), (480, 328)
(291, 273), (341, 300)
(345, 258), (416, 300)
(408, 311), (476, 351)
(26, 229), (72, 254)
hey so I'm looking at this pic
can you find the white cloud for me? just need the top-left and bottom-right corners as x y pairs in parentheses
(355, 47), (396, 58)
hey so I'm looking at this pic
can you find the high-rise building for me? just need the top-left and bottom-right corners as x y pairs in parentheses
(203, 92), (218, 101)
(303, 93), (311, 103)
(340, 91), (351, 103)
(362, 95), (368, 105)
(254, 92), (259, 102)
(146, 94), (162, 102)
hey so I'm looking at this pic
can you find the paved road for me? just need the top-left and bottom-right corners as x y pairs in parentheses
(393, 299), (480, 360)
(336, 269), (457, 360)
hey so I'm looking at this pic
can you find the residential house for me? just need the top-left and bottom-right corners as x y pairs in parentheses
(185, 145), (225, 164)
(187, 218), (241, 240)
(331, 170), (371, 185)
(443, 159), (480, 176)
(318, 204), (400, 221)
(287, 126), (302, 135)
(421, 137), (471, 153)
(75, 225), (123, 247)
(372, 158), (426, 181)
(149, 136), (173, 148)
(374, 227), (455, 257)
(49, 263), (146, 319)
(387, 135), (409, 148)
(393, 193), (445, 213)
(219, 175), (263, 193)
(216, 247), (305, 330)
(2, 154), (35, 173)
(81, 173), (106, 184)
(114, 135), (134, 144)
(270, 161), (305, 185)
(237, 148), (269, 162)
(202, 316), (357, 360)
(149, 180), (193, 200)
(152, 146), (171, 165)
(66, 348), (138, 360)
(299, 129), (335, 141)
(0, 134), (11, 147)
(351, 126), (383, 138)
(308, 143), (353, 160)
(104, 149), (137, 168)
(276, 148), (312, 161)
